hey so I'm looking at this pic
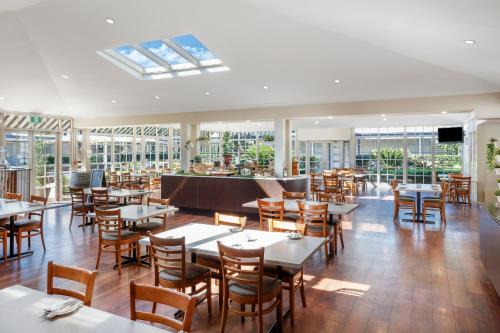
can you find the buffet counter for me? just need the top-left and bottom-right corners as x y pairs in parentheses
(479, 201), (500, 295)
(161, 174), (308, 214)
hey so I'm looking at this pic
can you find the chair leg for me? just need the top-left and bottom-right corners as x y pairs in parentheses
(289, 279), (295, 323)
(339, 225), (344, 249)
(206, 277), (212, 317)
(258, 302), (264, 333)
(422, 206), (426, 224)
(220, 288), (229, 333)
(16, 232), (22, 258)
(40, 228), (46, 252)
(413, 205), (416, 223)
(276, 292), (283, 333)
(69, 210), (74, 229)
(116, 245), (122, 275)
(299, 275), (306, 307)
(240, 304), (245, 323)
(324, 242), (329, 265)
(136, 243), (141, 266)
(95, 245), (102, 270)
(218, 278), (223, 309)
(2, 234), (7, 260)
(27, 231), (31, 248)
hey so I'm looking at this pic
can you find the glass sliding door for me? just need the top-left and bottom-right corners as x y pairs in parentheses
(406, 127), (434, 184)
(34, 133), (57, 200)
(355, 128), (379, 182)
(5, 132), (30, 167)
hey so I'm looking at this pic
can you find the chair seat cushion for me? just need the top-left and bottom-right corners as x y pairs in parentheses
(399, 195), (415, 201)
(306, 224), (333, 235)
(135, 222), (163, 232)
(13, 219), (40, 228)
(159, 262), (210, 282)
(101, 230), (139, 241)
(0, 227), (7, 234)
(263, 264), (301, 279)
(423, 197), (441, 202)
(229, 275), (281, 297)
(74, 203), (94, 209)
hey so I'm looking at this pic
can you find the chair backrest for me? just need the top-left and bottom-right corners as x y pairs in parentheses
(95, 208), (124, 241)
(323, 174), (341, 193)
(70, 187), (85, 206)
(91, 187), (112, 208)
(147, 197), (170, 206)
(215, 212), (246, 229)
(448, 173), (463, 178)
(122, 172), (132, 182)
(130, 280), (196, 332)
(390, 179), (401, 201)
(5, 192), (22, 201)
(453, 176), (471, 190)
(257, 199), (284, 222)
(47, 261), (97, 306)
(148, 233), (187, 290)
(108, 172), (119, 186)
(318, 192), (336, 203)
(299, 202), (328, 235)
(28, 195), (48, 220)
(217, 241), (265, 299)
(282, 191), (306, 200)
(268, 219), (307, 234)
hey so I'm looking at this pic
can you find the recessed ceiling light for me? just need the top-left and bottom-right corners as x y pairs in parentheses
(383, 118), (387, 121)
(61, 74), (70, 79)
(263, 86), (269, 90)
(204, 91), (211, 96)
(314, 120), (320, 124)
(0, 96), (5, 100)
(217, 121), (223, 124)
(333, 79), (341, 84)
(246, 120), (251, 123)
(380, 114), (386, 117)
(328, 116), (333, 119)
(441, 111), (448, 114)
(105, 18), (115, 24)
(464, 40), (475, 45)
(111, 99), (117, 103)
(154, 96), (160, 100)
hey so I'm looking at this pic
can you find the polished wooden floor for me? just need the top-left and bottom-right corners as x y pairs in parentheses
(1, 186), (499, 333)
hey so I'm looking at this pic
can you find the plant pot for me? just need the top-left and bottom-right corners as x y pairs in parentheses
(497, 183), (500, 190)
(496, 168), (500, 176)
(496, 155), (500, 163)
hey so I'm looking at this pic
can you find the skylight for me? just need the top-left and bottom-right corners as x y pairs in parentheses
(98, 34), (228, 80)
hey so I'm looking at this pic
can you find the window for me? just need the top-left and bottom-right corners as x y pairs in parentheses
(98, 34), (228, 80)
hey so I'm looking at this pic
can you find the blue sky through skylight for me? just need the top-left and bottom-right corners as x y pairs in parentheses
(113, 45), (163, 72)
(139, 40), (194, 70)
(171, 34), (221, 65)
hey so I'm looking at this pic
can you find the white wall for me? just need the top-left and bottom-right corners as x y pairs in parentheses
(476, 119), (500, 201)
(296, 128), (351, 141)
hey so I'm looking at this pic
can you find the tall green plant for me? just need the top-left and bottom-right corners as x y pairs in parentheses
(486, 142), (496, 171)
(222, 131), (233, 155)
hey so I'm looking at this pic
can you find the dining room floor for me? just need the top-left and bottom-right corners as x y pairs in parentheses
(0, 185), (499, 333)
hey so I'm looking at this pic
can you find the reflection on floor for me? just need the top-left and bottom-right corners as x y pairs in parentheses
(0, 186), (499, 332)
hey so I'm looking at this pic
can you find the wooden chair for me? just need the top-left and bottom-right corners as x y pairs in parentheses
(107, 172), (120, 188)
(91, 187), (120, 230)
(309, 173), (323, 201)
(47, 261), (97, 306)
(95, 208), (141, 275)
(0, 192), (22, 228)
(196, 213), (247, 308)
(218, 242), (283, 333)
(282, 191), (306, 199)
(267, 219), (307, 323)
(452, 176), (472, 206)
(69, 187), (93, 230)
(390, 179), (416, 222)
(299, 202), (333, 264)
(341, 173), (357, 196)
(148, 233), (212, 317)
(317, 194), (345, 253)
(257, 199), (284, 230)
(0, 227), (7, 260)
(423, 181), (448, 224)
(11, 195), (47, 258)
(130, 280), (196, 333)
(323, 173), (344, 202)
(135, 197), (170, 236)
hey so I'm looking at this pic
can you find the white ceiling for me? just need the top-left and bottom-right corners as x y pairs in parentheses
(0, 0), (499, 118)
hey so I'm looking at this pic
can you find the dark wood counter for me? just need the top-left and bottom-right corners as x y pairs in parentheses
(161, 175), (308, 214)
(479, 202), (500, 295)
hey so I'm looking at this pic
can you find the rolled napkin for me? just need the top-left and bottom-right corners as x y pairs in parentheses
(43, 299), (82, 319)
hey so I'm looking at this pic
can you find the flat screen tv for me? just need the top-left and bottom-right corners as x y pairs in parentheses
(437, 127), (463, 143)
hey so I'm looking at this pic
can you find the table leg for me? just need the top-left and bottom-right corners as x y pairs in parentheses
(268, 265), (288, 333)
(416, 192), (421, 219)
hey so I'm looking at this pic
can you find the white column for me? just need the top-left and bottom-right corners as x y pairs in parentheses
(274, 118), (290, 177)
(191, 123), (200, 154)
(180, 122), (192, 171)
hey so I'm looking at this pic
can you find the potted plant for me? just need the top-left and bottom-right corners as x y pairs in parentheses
(193, 155), (203, 164)
(491, 137), (499, 148)
(487, 140), (497, 171)
(262, 133), (274, 146)
(184, 140), (194, 150)
(222, 131), (233, 167)
(196, 134), (210, 148)
(495, 189), (500, 203)
(497, 179), (500, 190)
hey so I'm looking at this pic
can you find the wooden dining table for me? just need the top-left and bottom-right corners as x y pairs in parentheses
(0, 199), (67, 260)
(0, 285), (167, 333)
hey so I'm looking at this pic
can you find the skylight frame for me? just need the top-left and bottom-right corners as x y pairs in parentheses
(97, 34), (228, 80)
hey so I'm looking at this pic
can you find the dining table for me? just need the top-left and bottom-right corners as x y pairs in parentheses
(397, 183), (442, 223)
(0, 285), (167, 333)
(84, 188), (153, 205)
(0, 199), (67, 260)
